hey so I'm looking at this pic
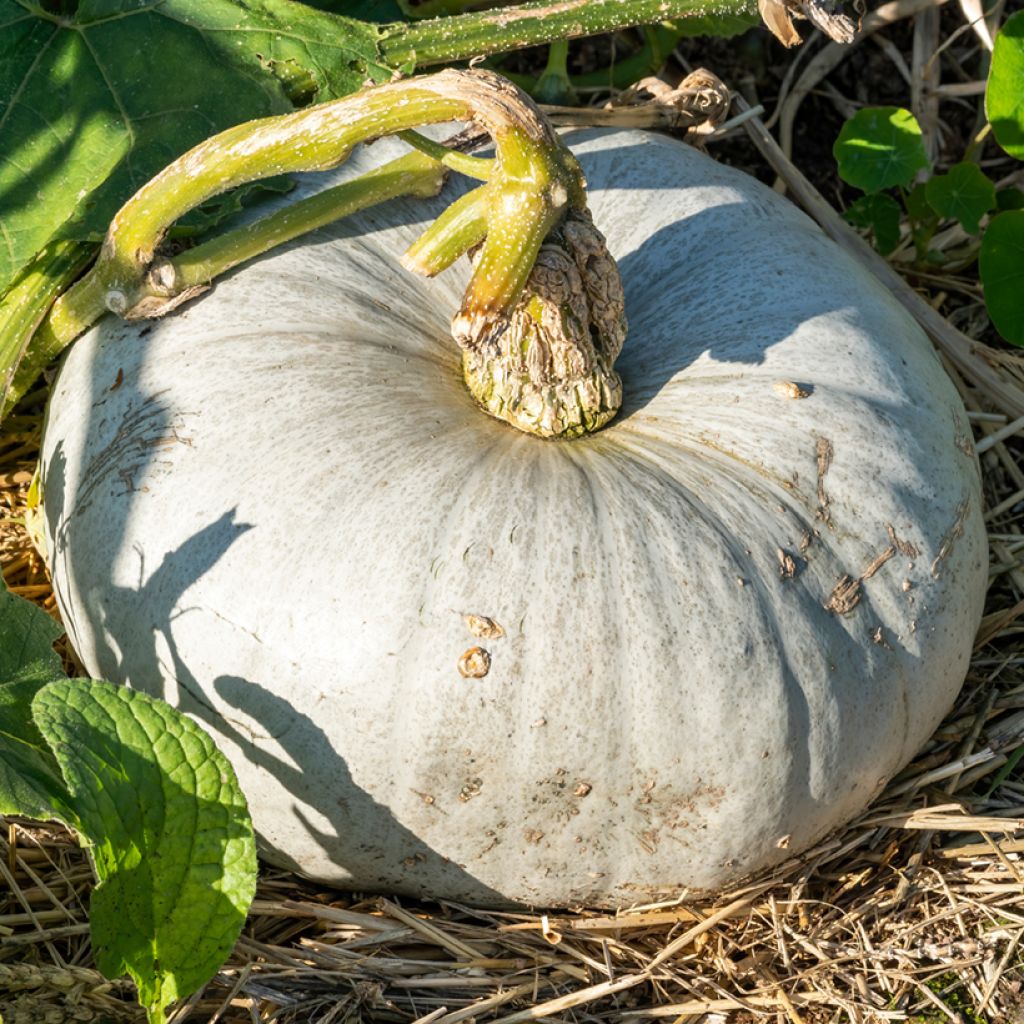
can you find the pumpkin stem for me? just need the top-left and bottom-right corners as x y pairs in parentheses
(456, 207), (626, 439)
(395, 80), (626, 437)
(144, 152), (447, 316)
(401, 185), (490, 278)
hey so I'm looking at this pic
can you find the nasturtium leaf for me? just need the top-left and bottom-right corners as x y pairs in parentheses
(843, 193), (903, 254)
(997, 188), (1024, 212)
(32, 679), (257, 1022)
(980, 211), (1024, 345)
(0, 0), (388, 292)
(925, 162), (996, 235)
(987, 10), (1024, 160)
(0, 584), (72, 821)
(834, 107), (930, 193)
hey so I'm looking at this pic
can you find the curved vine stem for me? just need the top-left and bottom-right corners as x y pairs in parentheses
(398, 130), (494, 181)
(0, 241), (93, 418)
(69, 70), (584, 332)
(8, 152), (448, 418)
(26, 69), (628, 439)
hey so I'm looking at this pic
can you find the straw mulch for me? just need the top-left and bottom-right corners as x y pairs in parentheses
(2, 3), (1024, 1021)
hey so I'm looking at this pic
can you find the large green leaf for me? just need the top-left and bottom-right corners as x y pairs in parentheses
(33, 679), (257, 1023)
(980, 211), (1024, 346)
(833, 107), (930, 193)
(0, 0), (387, 292)
(987, 10), (1024, 160)
(0, 583), (72, 820)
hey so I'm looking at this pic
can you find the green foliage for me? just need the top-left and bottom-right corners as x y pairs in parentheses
(0, 583), (72, 820)
(987, 9), (1024, 160)
(835, 66), (1023, 346)
(980, 211), (1024, 345)
(925, 162), (996, 235)
(0, 0), (388, 294)
(997, 187), (1024, 211)
(34, 680), (257, 1023)
(843, 194), (902, 254)
(0, 584), (257, 1022)
(905, 182), (939, 258)
(834, 107), (930, 192)
(0, 0), (763, 301)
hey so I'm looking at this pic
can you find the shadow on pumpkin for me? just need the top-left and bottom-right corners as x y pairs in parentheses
(193, 672), (507, 902)
(44, 422), (505, 904)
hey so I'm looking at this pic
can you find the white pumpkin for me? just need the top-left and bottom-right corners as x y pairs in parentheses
(41, 129), (986, 908)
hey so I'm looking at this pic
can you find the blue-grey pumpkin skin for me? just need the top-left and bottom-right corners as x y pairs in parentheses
(41, 129), (986, 908)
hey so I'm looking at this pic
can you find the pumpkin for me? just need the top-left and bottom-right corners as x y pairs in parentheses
(40, 128), (987, 908)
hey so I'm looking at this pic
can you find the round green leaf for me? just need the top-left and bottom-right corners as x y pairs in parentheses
(987, 10), (1024, 160)
(980, 211), (1024, 345)
(997, 187), (1024, 212)
(925, 162), (996, 235)
(833, 107), (930, 193)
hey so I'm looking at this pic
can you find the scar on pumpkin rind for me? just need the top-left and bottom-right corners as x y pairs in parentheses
(815, 436), (833, 526)
(931, 500), (970, 578)
(825, 538), (899, 615)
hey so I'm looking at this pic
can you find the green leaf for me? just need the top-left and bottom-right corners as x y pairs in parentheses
(980, 211), (1024, 345)
(32, 679), (257, 1022)
(834, 107), (930, 193)
(925, 162), (996, 235)
(0, 0), (386, 292)
(997, 187), (1024, 212)
(0, 584), (72, 821)
(843, 193), (903, 255)
(987, 9), (1024, 160)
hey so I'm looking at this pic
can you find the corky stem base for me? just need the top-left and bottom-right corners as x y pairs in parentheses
(455, 208), (627, 439)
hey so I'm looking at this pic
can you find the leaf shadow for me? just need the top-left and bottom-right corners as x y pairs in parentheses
(42, 381), (507, 905)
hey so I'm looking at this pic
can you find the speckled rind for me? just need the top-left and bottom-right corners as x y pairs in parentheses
(41, 130), (987, 908)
